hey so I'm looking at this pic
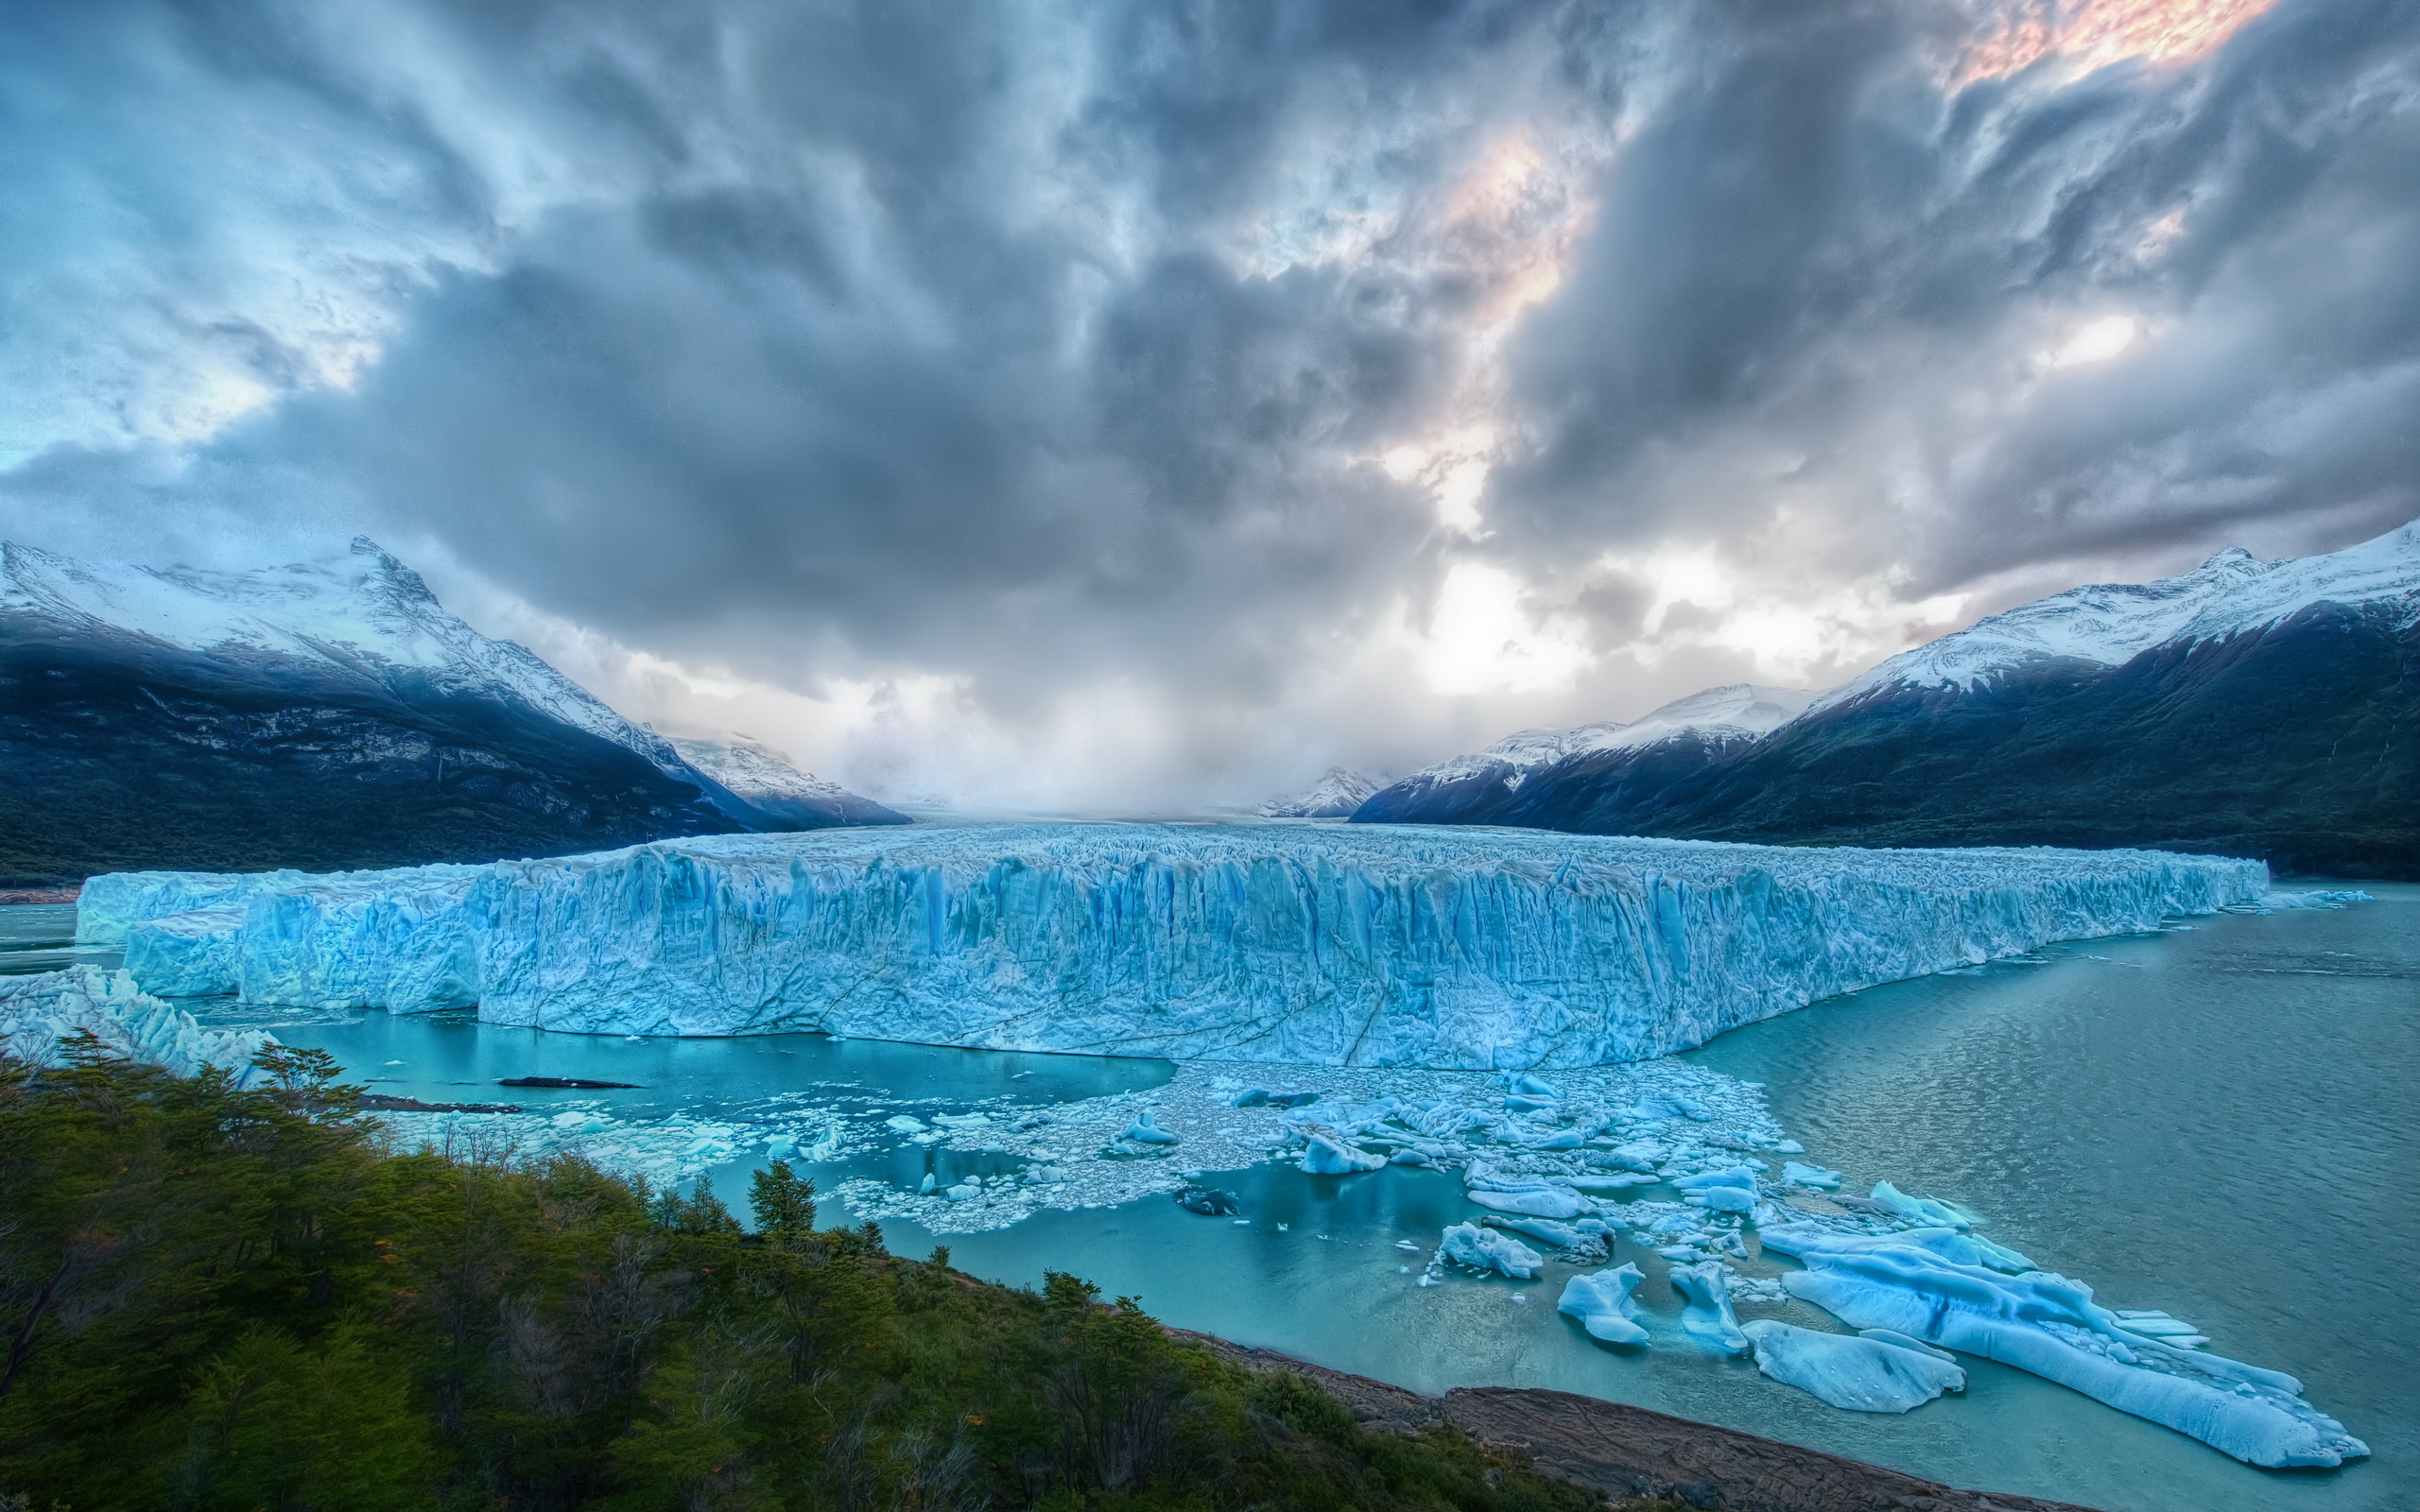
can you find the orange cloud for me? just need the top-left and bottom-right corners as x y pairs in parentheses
(1960, 0), (2281, 82)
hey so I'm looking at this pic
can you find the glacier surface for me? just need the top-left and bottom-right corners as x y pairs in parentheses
(81, 823), (2265, 1068)
(0, 966), (275, 1084)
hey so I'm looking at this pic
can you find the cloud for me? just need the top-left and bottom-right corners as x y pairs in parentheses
(2, 0), (2413, 807)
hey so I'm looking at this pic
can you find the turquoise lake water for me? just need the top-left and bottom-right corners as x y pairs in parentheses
(5, 885), (2410, 1512)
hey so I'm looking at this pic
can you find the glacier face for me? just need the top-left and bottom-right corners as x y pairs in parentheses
(83, 823), (2265, 1068)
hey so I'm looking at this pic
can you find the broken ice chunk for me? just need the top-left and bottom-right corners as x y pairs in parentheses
(1782, 1160), (1842, 1189)
(1868, 1180), (1968, 1229)
(1559, 1263), (1649, 1347)
(1670, 1262), (1751, 1355)
(1299, 1128), (1388, 1174)
(1436, 1222), (1545, 1280)
(1122, 1110), (1181, 1145)
(1760, 1222), (2367, 1468)
(1481, 1214), (1604, 1259)
(885, 1114), (927, 1133)
(1467, 1187), (1590, 1220)
(1741, 1320), (1965, 1412)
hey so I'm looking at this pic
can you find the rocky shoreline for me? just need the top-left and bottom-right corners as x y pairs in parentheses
(1175, 1330), (2105, 1512)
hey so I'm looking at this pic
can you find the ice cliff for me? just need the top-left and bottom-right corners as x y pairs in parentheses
(0, 966), (274, 1083)
(80, 823), (2264, 1067)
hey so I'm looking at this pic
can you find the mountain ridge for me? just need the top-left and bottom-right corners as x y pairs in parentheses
(1353, 522), (2420, 878)
(0, 538), (904, 884)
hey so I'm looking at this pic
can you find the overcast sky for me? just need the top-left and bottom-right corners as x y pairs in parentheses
(4, 0), (2414, 810)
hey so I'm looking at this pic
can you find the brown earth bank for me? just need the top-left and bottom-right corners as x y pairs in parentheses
(1173, 1330), (2107, 1512)
(0, 886), (78, 905)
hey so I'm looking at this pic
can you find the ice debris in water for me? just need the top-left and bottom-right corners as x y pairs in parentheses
(1740, 1320), (1966, 1413)
(1759, 1224), (2368, 1467)
(1558, 1263), (1649, 1346)
(79, 822), (2266, 1066)
(2234, 889), (2376, 914)
(0, 967), (276, 1085)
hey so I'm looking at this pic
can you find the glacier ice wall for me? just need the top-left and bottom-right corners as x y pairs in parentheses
(0, 966), (276, 1083)
(82, 823), (2266, 1068)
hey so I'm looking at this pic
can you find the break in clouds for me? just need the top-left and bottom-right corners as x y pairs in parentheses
(3, 0), (2415, 808)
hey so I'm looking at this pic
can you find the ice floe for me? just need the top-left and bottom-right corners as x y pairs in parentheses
(1740, 1320), (1965, 1413)
(1670, 1261), (1751, 1354)
(1435, 1222), (1547, 1280)
(1759, 1224), (2368, 1467)
(1559, 1263), (1649, 1345)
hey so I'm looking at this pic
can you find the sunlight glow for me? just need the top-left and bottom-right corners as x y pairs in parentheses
(1960, 0), (2282, 83)
(2049, 314), (2142, 368)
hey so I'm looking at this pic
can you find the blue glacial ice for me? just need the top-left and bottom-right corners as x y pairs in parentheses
(1759, 1223), (2368, 1467)
(1739, 1320), (1965, 1412)
(1669, 1261), (1751, 1354)
(1297, 1127), (1387, 1173)
(0, 966), (275, 1084)
(1434, 1222), (1547, 1279)
(1558, 1263), (1649, 1346)
(79, 823), (2266, 1068)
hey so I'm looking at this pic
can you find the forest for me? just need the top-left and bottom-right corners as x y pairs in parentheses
(0, 1039), (1614, 1512)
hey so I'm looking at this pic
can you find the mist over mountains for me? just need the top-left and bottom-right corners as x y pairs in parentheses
(1353, 522), (2420, 878)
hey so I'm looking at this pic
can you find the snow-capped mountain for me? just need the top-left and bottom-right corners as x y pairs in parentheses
(1819, 519), (2420, 709)
(0, 538), (903, 884)
(1, 536), (759, 811)
(1255, 766), (1387, 818)
(1353, 685), (1813, 826)
(667, 734), (908, 827)
(1366, 519), (2420, 877)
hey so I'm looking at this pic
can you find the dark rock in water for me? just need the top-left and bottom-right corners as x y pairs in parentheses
(360, 1092), (525, 1114)
(1174, 1185), (1240, 1216)
(497, 1075), (641, 1090)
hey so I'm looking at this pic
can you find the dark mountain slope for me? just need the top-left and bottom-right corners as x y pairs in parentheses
(1505, 602), (2418, 877)
(0, 618), (743, 886)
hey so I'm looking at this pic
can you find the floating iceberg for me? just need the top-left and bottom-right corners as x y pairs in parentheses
(1436, 1222), (1547, 1279)
(1298, 1128), (1387, 1174)
(1761, 1224), (2368, 1467)
(1559, 1263), (1649, 1346)
(1669, 1261), (1750, 1354)
(1740, 1320), (1965, 1412)
(0, 967), (276, 1084)
(80, 824), (2265, 1068)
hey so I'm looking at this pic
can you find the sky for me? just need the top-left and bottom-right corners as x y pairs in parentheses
(2, 0), (2414, 811)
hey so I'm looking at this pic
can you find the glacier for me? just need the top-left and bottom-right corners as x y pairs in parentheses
(79, 822), (2265, 1067)
(0, 966), (275, 1084)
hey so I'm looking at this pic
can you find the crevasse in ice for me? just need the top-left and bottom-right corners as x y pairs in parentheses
(79, 822), (2265, 1067)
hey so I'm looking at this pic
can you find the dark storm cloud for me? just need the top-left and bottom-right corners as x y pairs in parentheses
(2, 0), (2415, 794)
(1489, 0), (2420, 593)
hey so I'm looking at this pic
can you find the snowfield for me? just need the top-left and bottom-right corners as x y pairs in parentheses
(81, 822), (2265, 1067)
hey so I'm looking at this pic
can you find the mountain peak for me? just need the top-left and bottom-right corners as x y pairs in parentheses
(1819, 517), (2420, 709)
